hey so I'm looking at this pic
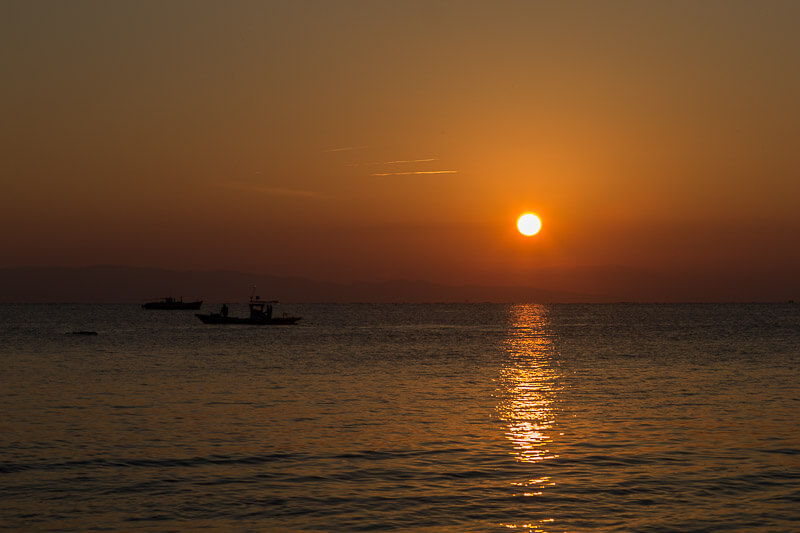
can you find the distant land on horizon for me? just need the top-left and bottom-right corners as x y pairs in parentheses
(0, 266), (796, 304)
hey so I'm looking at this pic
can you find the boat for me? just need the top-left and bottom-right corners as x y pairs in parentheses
(142, 297), (203, 310)
(196, 295), (301, 325)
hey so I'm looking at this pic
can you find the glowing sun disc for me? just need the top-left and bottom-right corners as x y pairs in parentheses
(517, 214), (542, 236)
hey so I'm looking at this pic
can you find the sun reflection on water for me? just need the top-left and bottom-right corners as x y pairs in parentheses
(499, 304), (560, 463)
(497, 304), (561, 530)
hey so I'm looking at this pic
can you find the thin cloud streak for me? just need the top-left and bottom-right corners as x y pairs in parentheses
(325, 146), (368, 152)
(371, 170), (458, 176)
(223, 182), (324, 198)
(350, 158), (439, 166)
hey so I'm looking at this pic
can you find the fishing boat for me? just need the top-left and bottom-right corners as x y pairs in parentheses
(142, 297), (203, 310)
(196, 295), (301, 325)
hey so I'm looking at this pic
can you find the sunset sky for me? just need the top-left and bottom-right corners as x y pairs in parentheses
(2, 1), (799, 301)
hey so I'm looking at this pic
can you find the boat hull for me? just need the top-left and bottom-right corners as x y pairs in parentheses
(195, 313), (301, 325)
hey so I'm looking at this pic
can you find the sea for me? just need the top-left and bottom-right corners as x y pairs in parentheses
(0, 303), (798, 532)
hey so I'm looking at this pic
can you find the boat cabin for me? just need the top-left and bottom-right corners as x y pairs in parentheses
(249, 296), (276, 320)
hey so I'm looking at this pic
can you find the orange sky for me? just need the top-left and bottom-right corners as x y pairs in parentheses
(2, 1), (799, 300)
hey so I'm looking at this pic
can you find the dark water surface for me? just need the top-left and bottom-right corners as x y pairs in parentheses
(1, 303), (798, 531)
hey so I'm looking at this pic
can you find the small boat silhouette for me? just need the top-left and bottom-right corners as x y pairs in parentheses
(142, 297), (202, 310)
(196, 294), (300, 325)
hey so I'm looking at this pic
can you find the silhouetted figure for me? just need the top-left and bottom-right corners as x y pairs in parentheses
(267, 304), (273, 319)
(221, 303), (229, 317)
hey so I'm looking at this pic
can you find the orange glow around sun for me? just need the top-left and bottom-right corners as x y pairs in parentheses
(517, 214), (542, 236)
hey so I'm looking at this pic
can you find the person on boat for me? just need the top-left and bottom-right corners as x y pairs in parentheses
(220, 303), (229, 317)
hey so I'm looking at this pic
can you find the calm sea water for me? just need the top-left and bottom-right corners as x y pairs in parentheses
(1, 303), (798, 531)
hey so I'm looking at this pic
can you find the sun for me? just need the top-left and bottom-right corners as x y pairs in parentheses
(517, 213), (542, 236)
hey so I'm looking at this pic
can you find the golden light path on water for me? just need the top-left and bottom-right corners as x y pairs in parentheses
(498, 304), (562, 532)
